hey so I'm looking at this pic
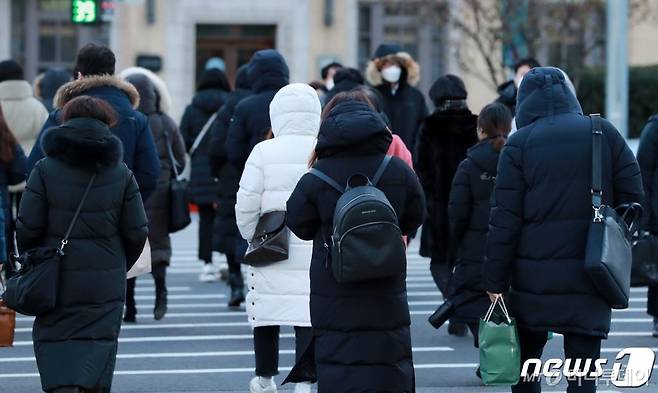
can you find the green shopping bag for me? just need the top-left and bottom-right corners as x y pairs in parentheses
(478, 297), (521, 386)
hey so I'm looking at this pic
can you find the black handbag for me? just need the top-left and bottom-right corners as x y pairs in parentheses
(631, 232), (658, 286)
(584, 114), (642, 309)
(164, 129), (191, 233)
(244, 211), (289, 267)
(1, 174), (96, 316)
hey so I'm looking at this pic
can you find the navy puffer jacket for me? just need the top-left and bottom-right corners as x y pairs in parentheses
(484, 67), (643, 338)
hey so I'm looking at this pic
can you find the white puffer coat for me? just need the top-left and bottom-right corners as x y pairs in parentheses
(236, 83), (320, 327)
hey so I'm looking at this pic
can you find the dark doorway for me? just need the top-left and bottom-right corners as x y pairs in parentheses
(195, 24), (276, 87)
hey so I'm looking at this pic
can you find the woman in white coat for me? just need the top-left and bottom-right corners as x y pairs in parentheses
(236, 83), (318, 393)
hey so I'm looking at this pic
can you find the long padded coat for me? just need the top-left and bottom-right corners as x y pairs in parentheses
(285, 101), (425, 393)
(447, 140), (499, 323)
(415, 109), (478, 261)
(236, 84), (319, 327)
(484, 67), (643, 338)
(209, 65), (252, 256)
(637, 115), (658, 233)
(17, 117), (148, 392)
(125, 73), (185, 265)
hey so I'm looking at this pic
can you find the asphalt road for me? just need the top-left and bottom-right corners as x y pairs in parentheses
(1, 217), (657, 393)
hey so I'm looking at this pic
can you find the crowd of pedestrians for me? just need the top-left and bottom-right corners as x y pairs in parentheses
(0, 40), (656, 393)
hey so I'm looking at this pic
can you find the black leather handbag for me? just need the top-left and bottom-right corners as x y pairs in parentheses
(2, 174), (96, 316)
(164, 129), (191, 233)
(631, 232), (658, 286)
(244, 211), (289, 266)
(584, 114), (641, 309)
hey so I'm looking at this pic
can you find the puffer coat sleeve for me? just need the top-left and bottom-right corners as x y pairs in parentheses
(286, 176), (322, 241)
(16, 162), (48, 250)
(8, 144), (27, 186)
(120, 172), (149, 268)
(226, 103), (249, 166)
(607, 118), (644, 208)
(484, 136), (525, 294)
(236, 144), (265, 241)
(448, 159), (472, 243)
(398, 164), (426, 235)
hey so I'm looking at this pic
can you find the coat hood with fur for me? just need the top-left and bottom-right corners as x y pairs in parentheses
(54, 75), (140, 110)
(119, 67), (172, 114)
(269, 83), (320, 138)
(41, 117), (123, 171)
(366, 52), (420, 87)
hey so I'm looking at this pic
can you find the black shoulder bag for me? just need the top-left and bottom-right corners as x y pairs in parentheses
(244, 211), (289, 266)
(2, 174), (96, 316)
(164, 129), (192, 233)
(584, 114), (642, 309)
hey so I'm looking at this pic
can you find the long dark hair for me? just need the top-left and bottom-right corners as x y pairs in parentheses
(478, 103), (512, 151)
(0, 105), (18, 166)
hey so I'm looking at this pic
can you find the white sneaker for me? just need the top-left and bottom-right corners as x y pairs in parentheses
(250, 376), (277, 393)
(294, 382), (312, 393)
(198, 263), (219, 282)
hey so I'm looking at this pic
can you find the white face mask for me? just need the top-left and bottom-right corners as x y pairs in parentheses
(325, 78), (335, 91)
(381, 65), (402, 83)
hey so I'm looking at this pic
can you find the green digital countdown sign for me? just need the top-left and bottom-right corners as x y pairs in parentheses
(71, 0), (100, 24)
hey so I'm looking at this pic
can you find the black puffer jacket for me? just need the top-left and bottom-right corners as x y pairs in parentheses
(495, 80), (517, 115)
(208, 65), (252, 255)
(375, 81), (428, 155)
(180, 87), (228, 204)
(636, 116), (658, 233)
(415, 109), (477, 261)
(226, 49), (289, 169)
(484, 67), (643, 338)
(126, 73), (185, 264)
(17, 117), (148, 392)
(447, 140), (499, 323)
(285, 101), (425, 393)
(323, 68), (364, 105)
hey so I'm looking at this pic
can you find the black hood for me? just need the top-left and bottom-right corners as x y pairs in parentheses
(125, 73), (157, 115)
(315, 101), (392, 158)
(515, 67), (583, 129)
(235, 64), (251, 90)
(424, 109), (478, 142)
(41, 117), (123, 172)
(496, 80), (517, 106)
(192, 88), (226, 114)
(467, 140), (500, 177)
(247, 49), (289, 93)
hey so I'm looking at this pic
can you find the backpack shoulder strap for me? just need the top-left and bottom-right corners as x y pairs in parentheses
(590, 114), (603, 208)
(372, 155), (393, 186)
(309, 168), (345, 194)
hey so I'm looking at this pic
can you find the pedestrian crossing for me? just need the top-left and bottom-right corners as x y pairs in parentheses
(1, 218), (657, 392)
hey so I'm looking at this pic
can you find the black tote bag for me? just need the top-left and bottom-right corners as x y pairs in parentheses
(164, 129), (191, 233)
(631, 232), (658, 286)
(584, 114), (641, 309)
(2, 174), (96, 316)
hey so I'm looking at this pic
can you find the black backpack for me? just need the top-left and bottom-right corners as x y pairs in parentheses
(309, 156), (407, 283)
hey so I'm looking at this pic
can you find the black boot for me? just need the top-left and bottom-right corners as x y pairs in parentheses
(448, 321), (468, 337)
(153, 265), (167, 321)
(124, 277), (137, 323)
(228, 272), (245, 308)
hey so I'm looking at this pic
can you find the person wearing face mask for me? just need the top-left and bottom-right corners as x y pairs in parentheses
(366, 44), (428, 155)
(495, 57), (540, 116)
(320, 62), (342, 92)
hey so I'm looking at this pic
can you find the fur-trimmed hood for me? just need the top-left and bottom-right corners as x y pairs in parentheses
(41, 117), (123, 171)
(54, 74), (140, 110)
(366, 52), (420, 87)
(119, 67), (172, 114)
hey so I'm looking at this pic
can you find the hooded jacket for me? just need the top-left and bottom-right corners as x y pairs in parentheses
(323, 67), (364, 106)
(226, 49), (289, 169)
(17, 117), (148, 392)
(415, 108), (478, 261)
(208, 65), (253, 256)
(125, 73), (185, 264)
(484, 67), (643, 337)
(637, 115), (658, 233)
(236, 84), (320, 327)
(26, 75), (160, 201)
(285, 101), (425, 392)
(180, 81), (228, 205)
(366, 47), (427, 154)
(37, 68), (71, 113)
(447, 140), (500, 323)
(0, 80), (49, 155)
